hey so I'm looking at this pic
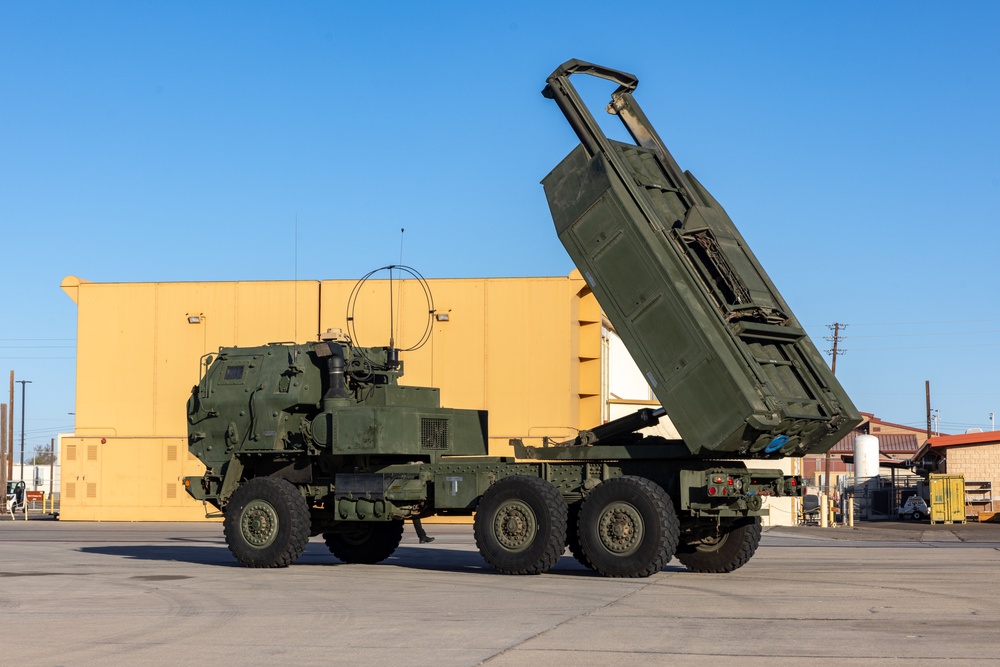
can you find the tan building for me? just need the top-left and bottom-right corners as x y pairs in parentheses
(59, 273), (605, 520)
(59, 272), (797, 524)
(928, 431), (1000, 516)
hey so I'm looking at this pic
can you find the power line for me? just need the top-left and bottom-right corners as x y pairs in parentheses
(844, 329), (1000, 339)
(806, 318), (1000, 328)
(0, 338), (75, 341)
(843, 343), (1000, 351)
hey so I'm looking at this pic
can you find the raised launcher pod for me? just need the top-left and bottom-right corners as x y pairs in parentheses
(541, 59), (861, 458)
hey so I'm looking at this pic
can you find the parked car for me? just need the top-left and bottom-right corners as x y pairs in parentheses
(5, 480), (26, 516)
(897, 496), (929, 521)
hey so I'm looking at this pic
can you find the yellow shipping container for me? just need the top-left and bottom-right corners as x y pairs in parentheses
(929, 474), (966, 524)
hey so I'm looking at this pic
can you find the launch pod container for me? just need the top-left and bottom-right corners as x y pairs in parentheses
(541, 59), (860, 458)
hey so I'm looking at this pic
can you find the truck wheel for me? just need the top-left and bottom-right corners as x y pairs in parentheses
(911, 510), (924, 521)
(474, 475), (567, 575)
(676, 516), (761, 573)
(566, 501), (593, 570)
(323, 521), (404, 564)
(577, 476), (679, 578)
(223, 477), (310, 568)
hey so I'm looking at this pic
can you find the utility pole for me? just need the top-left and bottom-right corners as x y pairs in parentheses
(16, 380), (31, 473)
(825, 323), (847, 375)
(925, 381), (932, 440)
(49, 437), (55, 500)
(824, 323), (847, 494)
(8, 371), (14, 479)
(1, 404), (7, 494)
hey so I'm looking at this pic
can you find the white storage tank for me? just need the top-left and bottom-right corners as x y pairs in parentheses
(854, 433), (880, 487)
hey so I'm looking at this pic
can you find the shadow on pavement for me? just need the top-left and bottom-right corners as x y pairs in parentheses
(77, 540), (687, 576)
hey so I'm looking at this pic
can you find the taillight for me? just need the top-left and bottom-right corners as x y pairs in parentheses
(708, 474), (733, 498)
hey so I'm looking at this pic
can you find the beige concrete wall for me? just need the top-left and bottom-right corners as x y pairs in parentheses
(60, 274), (600, 520)
(943, 443), (1000, 508)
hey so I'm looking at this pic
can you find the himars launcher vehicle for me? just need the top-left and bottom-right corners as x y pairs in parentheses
(184, 60), (861, 577)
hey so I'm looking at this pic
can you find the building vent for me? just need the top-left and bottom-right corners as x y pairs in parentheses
(86, 483), (97, 499)
(66, 482), (76, 499)
(166, 483), (177, 499)
(66, 444), (77, 461)
(167, 445), (177, 461)
(420, 418), (449, 450)
(88, 444), (98, 461)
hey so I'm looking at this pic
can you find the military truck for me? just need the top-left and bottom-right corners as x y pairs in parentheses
(184, 60), (860, 577)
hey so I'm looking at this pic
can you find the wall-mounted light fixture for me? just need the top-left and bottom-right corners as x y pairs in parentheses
(435, 313), (450, 322)
(187, 314), (203, 324)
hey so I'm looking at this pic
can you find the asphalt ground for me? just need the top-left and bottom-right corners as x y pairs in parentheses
(1, 518), (999, 666)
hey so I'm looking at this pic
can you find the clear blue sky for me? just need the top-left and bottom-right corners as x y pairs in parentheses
(3, 2), (999, 458)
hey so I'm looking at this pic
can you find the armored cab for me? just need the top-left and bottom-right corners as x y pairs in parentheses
(186, 339), (489, 509)
(542, 60), (860, 458)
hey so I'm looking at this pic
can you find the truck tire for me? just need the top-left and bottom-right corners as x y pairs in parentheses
(911, 510), (924, 521)
(323, 521), (404, 564)
(566, 501), (593, 570)
(577, 476), (679, 578)
(223, 477), (310, 568)
(474, 475), (567, 575)
(676, 516), (761, 573)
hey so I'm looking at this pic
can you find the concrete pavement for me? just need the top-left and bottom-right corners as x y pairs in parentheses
(1, 520), (998, 666)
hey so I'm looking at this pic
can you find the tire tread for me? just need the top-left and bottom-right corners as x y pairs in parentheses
(223, 477), (311, 568)
(676, 516), (761, 573)
(474, 475), (567, 575)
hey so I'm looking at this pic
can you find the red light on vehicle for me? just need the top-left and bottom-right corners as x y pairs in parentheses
(708, 487), (717, 496)
(721, 487), (727, 496)
(790, 479), (797, 486)
(727, 478), (733, 486)
(713, 476), (724, 484)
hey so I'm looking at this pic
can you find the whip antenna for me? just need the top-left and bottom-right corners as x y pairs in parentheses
(396, 228), (405, 344)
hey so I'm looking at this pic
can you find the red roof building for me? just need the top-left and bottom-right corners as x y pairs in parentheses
(926, 431), (1000, 515)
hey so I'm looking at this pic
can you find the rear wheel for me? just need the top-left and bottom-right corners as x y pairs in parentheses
(566, 501), (593, 570)
(676, 516), (761, 573)
(223, 477), (310, 568)
(911, 510), (924, 522)
(474, 475), (567, 575)
(577, 476), (678, 578)
(324, 521), (404, 564)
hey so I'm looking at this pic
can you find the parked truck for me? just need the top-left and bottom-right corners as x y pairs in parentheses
(184, 60), (861, 577)
(5, 480), (26, 518)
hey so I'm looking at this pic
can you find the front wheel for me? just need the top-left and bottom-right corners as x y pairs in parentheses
(676, 516), (762, 573)
(576, 476), (679, 578)
(474, 475), (567, 575)
(223, 477), (311, 568)
(911, 510), (924, 522)
(324, 521), (404, 564)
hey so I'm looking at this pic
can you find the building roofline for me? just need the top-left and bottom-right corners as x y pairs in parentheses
(927, 430), (1000, 448)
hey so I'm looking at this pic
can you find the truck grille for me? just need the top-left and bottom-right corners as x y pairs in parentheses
(421, 418), (449, 449)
